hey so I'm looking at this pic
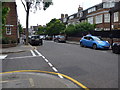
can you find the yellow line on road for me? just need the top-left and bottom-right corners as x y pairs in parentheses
(0, 70), (89, 90)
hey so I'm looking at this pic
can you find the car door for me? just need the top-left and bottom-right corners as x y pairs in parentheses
(86, 37), (94, 47)
(82, 36), (88, 46)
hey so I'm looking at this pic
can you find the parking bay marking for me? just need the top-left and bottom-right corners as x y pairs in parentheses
(30, 50), (36, 56)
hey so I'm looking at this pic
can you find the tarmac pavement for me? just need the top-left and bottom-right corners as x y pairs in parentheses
(1, 71), (79, 88)
(1, 44), (34, 54)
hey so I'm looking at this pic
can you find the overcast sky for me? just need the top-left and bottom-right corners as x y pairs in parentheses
(16, 0), (102, 28)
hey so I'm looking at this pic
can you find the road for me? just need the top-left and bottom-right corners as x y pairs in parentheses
(2, 40), (118, 88)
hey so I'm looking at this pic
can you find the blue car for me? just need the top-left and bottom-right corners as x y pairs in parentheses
(80, 35), (110, 49)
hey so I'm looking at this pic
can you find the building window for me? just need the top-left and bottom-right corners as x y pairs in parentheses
(88, 7), (96, 13)
(114, 12), (119, 22)
(104, 13), (110, 23)
(6, 27), (11, 35)
(88, 17), (94, 24)
(103, 2), (115, 8)
(95, 15), (103, 24)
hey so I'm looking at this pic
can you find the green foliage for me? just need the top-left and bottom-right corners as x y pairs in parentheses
(65, 22), (95, 35)
(65, 24), (76, 35)
(37, 26), (46, 35)
(43, 1), (53, 10)
(75, 22), (95, 32)
(2, 6), (10, 26)
(18, 24), (23, 34)
(1, 37), (17, 44)
(45, 18), (66, 35)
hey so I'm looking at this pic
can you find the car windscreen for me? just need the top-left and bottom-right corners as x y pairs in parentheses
(31, 36), (39, 39)
(93, 37), (103, 41)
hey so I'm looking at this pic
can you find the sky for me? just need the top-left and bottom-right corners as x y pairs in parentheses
(16, 0), (102, 28)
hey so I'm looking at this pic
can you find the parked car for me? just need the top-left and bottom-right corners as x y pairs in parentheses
(28, 35), (43, 46)
(54, 35), (66, 43)
(39, 35), (45, 39)
(112, 42), (120, 54)
(45, 36), (53, 40)
(80, 35), (110, 49)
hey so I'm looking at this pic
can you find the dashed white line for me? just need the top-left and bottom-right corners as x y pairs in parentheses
(34, 49), (42, 56)
(42, 56), (45, 59)
(44, 59), (48, 62)
(30, 50), (36, 56)
(34, 49), (64, 79)
(52, 67), (58, 72)
(48, 62), (53, 67)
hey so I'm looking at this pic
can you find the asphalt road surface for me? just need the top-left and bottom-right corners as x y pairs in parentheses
(2, 40), (118, 88)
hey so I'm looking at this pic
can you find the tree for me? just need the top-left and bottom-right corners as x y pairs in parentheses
(75, 22), (95, 32)
(65, 24), (76, 36)
(37, 26), (46, 35)
(46, 18), (66, 35)
(21, 0), (53, 45)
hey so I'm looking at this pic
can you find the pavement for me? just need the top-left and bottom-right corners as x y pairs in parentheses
(0, 44), (35, 54)
(1, 71), (80, 88)
(66, 41), (80, 45)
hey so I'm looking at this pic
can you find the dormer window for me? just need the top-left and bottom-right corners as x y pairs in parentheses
(103, 2), (115, 8)
(88, 7), (96, 13)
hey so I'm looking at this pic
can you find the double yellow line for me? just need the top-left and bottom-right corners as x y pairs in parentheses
(0, 70), (89, 90)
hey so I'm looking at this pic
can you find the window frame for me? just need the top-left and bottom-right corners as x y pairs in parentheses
(6, 26), (11, 35)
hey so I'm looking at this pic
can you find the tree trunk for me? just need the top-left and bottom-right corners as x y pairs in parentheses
(25, 2), (30, 45)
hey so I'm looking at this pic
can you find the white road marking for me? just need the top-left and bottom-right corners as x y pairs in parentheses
(30, 50), (36, 56)
(48, 62), (53, 67)
(0, 55), (7, 59)
(34, 49), (42, 56)
(29, 78), (35, 87)
(44, 59), (48, 62)
(8, 55), (40, 59)
(42, 56), (45, 59)
(34, 49), (64, 79)
(52, 67), (58, 72)
(58, 74), (64, 79)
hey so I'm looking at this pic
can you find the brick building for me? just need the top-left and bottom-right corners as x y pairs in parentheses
(3, 2), (18, 43)
(66, 1), (120, 31)
(86, 2), (119, 31)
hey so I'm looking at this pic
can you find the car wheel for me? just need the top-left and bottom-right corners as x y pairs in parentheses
(80, 42), (84, 47)
(113, 46), (119, 54)
(93, 44), (97, 50)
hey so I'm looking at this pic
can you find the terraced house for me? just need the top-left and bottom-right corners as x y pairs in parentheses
(66, 1), (120, 31)
(86, 1), (120, 31)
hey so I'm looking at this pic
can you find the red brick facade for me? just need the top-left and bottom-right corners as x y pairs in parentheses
(3, 2), (18, 42)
